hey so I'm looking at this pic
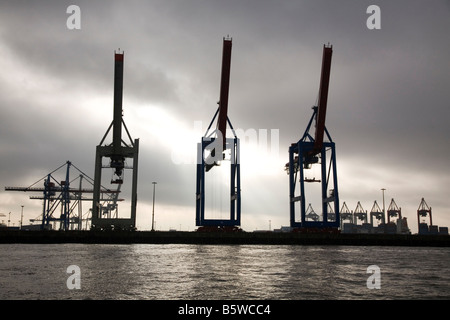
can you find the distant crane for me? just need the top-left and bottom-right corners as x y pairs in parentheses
(370, 200), (385, 226)
(387, 198), (402, 223)
(5, 161), (120, 230)
(327, 202), (336, 222)
(353, 201), (368, 225)
(305, 204), (320, 222)
(285, 44), (339, 230)
(196, 37), (241, 231)
(417, 197), (432, 227)
(91, 51), (139, 231)
(339, 202), (353, 229)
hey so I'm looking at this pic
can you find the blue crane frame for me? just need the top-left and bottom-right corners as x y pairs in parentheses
(195, 37), (241, 228)
(287, 44), (340, 230)
(5, 161), (120, 230)
(196, 109), (241, 227)
(288, 109), (340, 228)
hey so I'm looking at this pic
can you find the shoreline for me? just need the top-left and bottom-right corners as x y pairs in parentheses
(0, 230), (449, 247)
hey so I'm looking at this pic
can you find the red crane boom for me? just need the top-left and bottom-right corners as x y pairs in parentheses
(313, 44), (333, 155)
(217, 37), (232, 150)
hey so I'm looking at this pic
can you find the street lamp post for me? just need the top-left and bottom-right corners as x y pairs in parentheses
(152, 182), (157, 231)
(381, 188), (386, 224)
(20, 205), (24, 230)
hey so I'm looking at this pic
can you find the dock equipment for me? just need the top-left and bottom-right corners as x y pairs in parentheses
(353, 201), (368, 225)
(196, 37), (241, 230)
(5, 161), (120, 230)
(339, 202), (353, 229)
(92, 51), (139, 231)
(387, 198), (402, 223)
(327, 203), (336, 222)
(370, 200), (385, 226)
(417, 198), (432, 228)
(305, 204), (320, 221)
(285, 44), (339, 229)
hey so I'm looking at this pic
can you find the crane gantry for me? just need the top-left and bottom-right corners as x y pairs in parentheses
(285, 44), (339, 231)
(196, 37), (241, 231)
(91, 51), (139, 231)
(5, 161), (121, 230)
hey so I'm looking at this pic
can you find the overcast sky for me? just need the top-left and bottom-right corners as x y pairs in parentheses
(0, 0), (449, 233)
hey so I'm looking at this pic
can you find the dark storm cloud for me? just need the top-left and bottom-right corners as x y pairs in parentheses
(1, 0), (449, 231)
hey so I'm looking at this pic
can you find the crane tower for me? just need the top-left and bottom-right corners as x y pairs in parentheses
(91, 51), (139, 231)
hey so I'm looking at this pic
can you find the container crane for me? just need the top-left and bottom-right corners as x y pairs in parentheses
(353, 201), (368, 225)
(369, 200), (385, 226)
(387, 198), (402, 223)
(417, 198), (432, 229)
(91, 51), (139, 231)
(5, 161), (120, 230)
(196, 37), (241, 231)
(285, 44), (339, 231)
(339, 202), (353, 230)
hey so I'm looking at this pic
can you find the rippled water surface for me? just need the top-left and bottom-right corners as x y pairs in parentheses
(0, 244), (449, 300)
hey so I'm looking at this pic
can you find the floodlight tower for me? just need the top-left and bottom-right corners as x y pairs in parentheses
(285, 44), (339, 230)
(92, 51), (139, 231)
(196, 37), (241, 231)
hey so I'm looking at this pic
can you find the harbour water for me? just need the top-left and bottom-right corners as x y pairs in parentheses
(0, 244), (449, 300)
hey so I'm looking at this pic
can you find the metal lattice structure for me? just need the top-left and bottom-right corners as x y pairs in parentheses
(339, 202), (353, 229)
(370, 200), (385, 226)
(353, 201), (367, 225)
(387, 198), (402, 223)
(5, 161), (120, 230)
(417, 198), (432, 227)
